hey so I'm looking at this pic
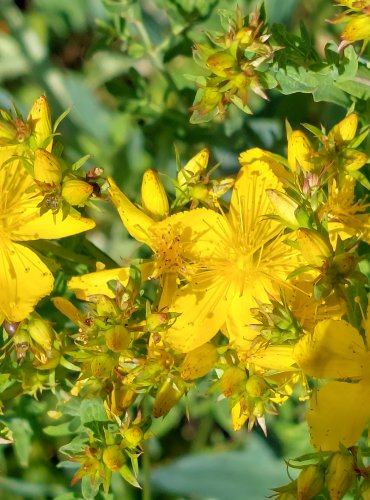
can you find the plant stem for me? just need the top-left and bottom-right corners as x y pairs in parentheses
(142, 441), (151, 500)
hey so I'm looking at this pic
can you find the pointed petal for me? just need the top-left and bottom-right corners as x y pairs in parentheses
(68, 262), (154, 300)
(13, 209), (95, 240)
(108, 177), (153, 245)
(164, 273), (233, 352)
(0, 239), (53, 322)
(329, 113), (358, 143)
(294, 319), (369, 379)
(177, 148), (209, 187)
(287, 131), (314, 172)
(27, 95), (52, 150)
(308, 379), (370, 451)
(239, 147), (289, 181)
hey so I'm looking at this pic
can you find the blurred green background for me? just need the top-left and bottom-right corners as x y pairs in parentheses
(0, 0), (357, 498)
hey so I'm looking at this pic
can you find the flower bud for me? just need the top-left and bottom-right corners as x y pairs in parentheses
(329, 113), (357, 144)
(61, 179), (93, 206)
(266, 189), (299, 228)
(297, 464), (325, 500)
(177, 149), (209, 187)
(153, 378), (184, 418)
(122, 427), (143, 448)
(141, 169), (169, 220)
(190, 183), (209, 202)
(288, 131), (313, 172)
(91, 354), (115, 378)
(27, 95), (52, 150)
(331, 253), (357, 276)
(34, 347), (61, 371)
(28, 318), (54, 352)
(0, 120), (18, 144)
(33, 149), (62, 185)
(102, 445), (125, 471)
(245, 375), (267, 397)
(297, 228), (332, 267)
(220, 366), (246, 397)
(146, 312), (172, 333)
(206, 52), (236, 77)
(181, 343), (217, 380)
(325, 452), (355, 500)
(105, 325), (130, 352)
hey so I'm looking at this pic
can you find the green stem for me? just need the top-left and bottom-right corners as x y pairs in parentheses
(142, 441), (151, 500)
(26, 240), (96, 267)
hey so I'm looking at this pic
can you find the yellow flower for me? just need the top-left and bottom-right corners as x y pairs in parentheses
(160, 150), (301, 352)
(319, 175), (370, 245)
(0, 161), (95, 322)
(332, 1), (370, 50)
(294, 314), (370, 451)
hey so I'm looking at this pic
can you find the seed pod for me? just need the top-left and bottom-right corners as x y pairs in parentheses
(297, 464), (325, 500)
(62, 179), (93, 206)
(105, 325), (130, 352)
(181, 343), (217, 381)
(141, 169), (169, 220)
(33, 148), (62, 185)
(102, 445), (125, 471)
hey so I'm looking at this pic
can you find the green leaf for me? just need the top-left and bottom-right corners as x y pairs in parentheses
(7, 418), (33, 468)
(119, 464), (141, 489)
(80, 398), (109, 425)
(275, 65), (319, 94)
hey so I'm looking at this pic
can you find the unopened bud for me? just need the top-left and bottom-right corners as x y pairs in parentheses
(62, 179), (93, 206)
(141, 169), (169, 220)
(34, 149), (62, 185)
(245, 375), (267, 397)
(153, 378), (184, 418)
(102, 445), (125, 471)
(28, 318), (54, 352)
(91, 354), (115, 378)
(266, 189), (299, 228)
(220, 366), (246, 397)
(27, 95), (52, 150)
(122, 427), (143, 447)
(325, 452), (355, 500)
(297, 464), (325, 500)
(177, 149), (209, 187)
(288, 130), (313, 172)
(331, 253), (357, 276)
(206, 52), (236, 77)
(297, 228), (332, 267)
(181, 343), (217, 380)
(105, 325), (130, 352)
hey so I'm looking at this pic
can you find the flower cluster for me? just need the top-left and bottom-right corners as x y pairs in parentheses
(190, 8), (278, 123)
(1, 96), (369, 498)
(330, 0), (370, 52)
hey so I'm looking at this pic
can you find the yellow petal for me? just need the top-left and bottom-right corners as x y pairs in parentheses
(164, 273), (233, 352)
(294, 319), (369, 379)
(12, 209), (95, 241)
(245, 345), (296, 371)
(342, 15), (370, 42)
(308, 379), (370, 451)
(68, 262), (154, 300)
(0, 239), (53, 322)
(342, 149), (368, 171)
(239, 147), (289, 181)
(108, 177), (153, 245)
(33, 149), (62, 185)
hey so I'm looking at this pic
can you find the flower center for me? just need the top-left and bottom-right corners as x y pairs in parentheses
(150, 225), (189, 277)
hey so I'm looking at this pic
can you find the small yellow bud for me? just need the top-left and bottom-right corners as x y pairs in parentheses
(146, 312), (171, 333)
(297, 464), (325, 500)
(91, 354), (115, 378)
(102, 445), (125, 471)
(180, 343), (217, 380)
(141, 169), (169, 220)
(266, 189), (299, 228)
(245, 375), (267, 397)
(105, 325), (130, 352)
(27, 95), (52, 150)
(329, 113), (358, 144)
(153, 378), (184, 418)
(206, 52), (236, 77)
(28, 318), (54, 352)
(61, 179), (93, 206)
(190, 183), (209, 202)
(288, 131), (313, 172)
(122, 427), (143, 447)
(325, 452), (355, 500)
(220, 366), (246, 397)
(33, 148), (62, 185)
(297, 228), (332, 267)
(177, 148), (209, 187)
